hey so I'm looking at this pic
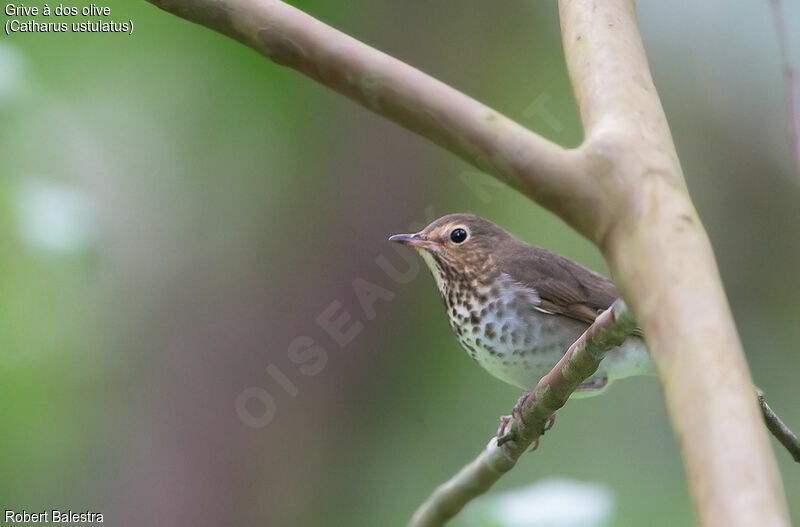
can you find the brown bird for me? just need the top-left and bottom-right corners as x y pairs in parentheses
(390, 213), (652, 394)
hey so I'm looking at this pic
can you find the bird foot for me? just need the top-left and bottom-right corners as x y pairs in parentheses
(496, 415), (513, 445)
(496, 391), (533, 442)
(496, 392), (554, 455)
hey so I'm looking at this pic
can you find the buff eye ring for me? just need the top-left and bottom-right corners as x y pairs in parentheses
(450, 228), (468, 244)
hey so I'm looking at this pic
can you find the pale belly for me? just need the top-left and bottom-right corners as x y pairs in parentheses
(442, 275), (651, 391)
(451, 305), (590, 390)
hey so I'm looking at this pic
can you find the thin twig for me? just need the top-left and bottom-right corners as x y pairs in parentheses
(408, 299), (637, 527)
(768, 0), (800, 175)
(759, 393), (800, 463)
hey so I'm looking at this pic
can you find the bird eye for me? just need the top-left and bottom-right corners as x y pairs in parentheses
(450, 228), (467, 244)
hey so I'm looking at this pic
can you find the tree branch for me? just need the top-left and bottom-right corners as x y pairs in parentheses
(145, 0), (594, 231)
(146, 1), (791, 526)
(768, 0), (800, 176)
(759, 393), (800, 463)
(559, 2), (790, 525)
(408, 299), (636, 527)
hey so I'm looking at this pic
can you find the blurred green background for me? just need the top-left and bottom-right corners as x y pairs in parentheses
(1, 1), (798, 525)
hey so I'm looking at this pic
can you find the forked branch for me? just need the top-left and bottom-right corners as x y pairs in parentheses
(145, 1), (792, 526)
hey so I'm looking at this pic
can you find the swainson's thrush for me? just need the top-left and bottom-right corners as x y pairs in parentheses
(390, 213), (652, 393)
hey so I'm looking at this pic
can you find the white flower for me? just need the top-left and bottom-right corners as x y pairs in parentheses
(465, 477), (615, 527)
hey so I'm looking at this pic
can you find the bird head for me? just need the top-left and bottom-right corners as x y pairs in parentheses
(389, 213), (511, 289)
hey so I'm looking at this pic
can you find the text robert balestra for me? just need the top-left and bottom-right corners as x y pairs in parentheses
(5, 510), (104, 523)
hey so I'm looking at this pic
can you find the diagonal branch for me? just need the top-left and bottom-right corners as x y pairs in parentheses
(145, 0), (593, 231)
(408, 300), (636, 527)
(759, 393), (800, 463)
(768, 0), (800, 176)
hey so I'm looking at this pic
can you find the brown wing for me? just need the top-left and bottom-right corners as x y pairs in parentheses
(499, 242), (617, 326)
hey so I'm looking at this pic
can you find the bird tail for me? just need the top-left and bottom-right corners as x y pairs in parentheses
(601, 336), (656, 381)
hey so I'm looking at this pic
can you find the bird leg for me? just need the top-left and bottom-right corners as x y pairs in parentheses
(496, 392), (533, 441)
(496, 392), (555, 454)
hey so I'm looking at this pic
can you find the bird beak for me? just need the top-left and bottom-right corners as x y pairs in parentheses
(388, 233), (440, 249)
